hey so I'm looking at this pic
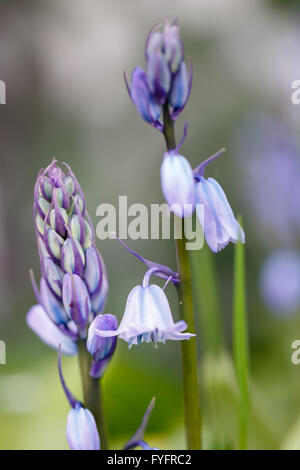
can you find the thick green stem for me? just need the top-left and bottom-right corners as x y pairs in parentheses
(175, 231), (202, 450)
(77, 339), (109, 450)
(163, 103), (202, 449)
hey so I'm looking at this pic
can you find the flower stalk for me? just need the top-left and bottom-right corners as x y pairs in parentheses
(77, 339), (109, 450)
(162, 102), (202, 449)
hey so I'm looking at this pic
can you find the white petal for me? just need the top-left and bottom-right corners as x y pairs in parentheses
(26, 305), (77, 355)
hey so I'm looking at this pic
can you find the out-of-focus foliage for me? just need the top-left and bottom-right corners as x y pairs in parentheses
(1, 0), (300, 449)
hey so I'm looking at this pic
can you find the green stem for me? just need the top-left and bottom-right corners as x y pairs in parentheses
(77, 339), (109, 450)
(163, 103), (202, 450)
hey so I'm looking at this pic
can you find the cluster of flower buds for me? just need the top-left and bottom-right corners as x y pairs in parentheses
(160, 146), (245, 252)
(125, 19), (192, 130)
(27, 160), (116, 378)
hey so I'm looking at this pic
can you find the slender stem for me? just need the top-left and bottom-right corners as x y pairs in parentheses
(162, 103), (202, 449)
(77, 339), (109, 450)
(175, 231), (202, 450)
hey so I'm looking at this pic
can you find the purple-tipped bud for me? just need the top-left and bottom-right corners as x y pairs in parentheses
(169, 61), (189, 111)
(126, 67), (162, 129)
(43, 257), (64, 298)
(147, 53), (171, 104)
(49, 206), (68, 238)
(40, 277), (69, 324)
(66, 403), (100, 450)
(160, 151), (195, 218)
(61, 238), (85, 277)
(44, 227), (64, 261)
(87, 314), (118, 378)
(62, 273), (91, 335)
(38, 176), (53, 201)
(146, 20), (183, 74)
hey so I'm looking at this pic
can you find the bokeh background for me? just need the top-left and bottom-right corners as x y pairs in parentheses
(1, 0), (300, 450)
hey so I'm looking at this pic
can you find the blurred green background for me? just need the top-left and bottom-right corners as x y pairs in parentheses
(1, 0), (300, 450)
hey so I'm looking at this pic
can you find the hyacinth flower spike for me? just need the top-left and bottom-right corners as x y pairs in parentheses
(123, 397), (158, 450)
(58, 346), (100, 450)
(194, 148), (245, 253)
(27, 159), (108, 347)
(94, 268), (195, 347)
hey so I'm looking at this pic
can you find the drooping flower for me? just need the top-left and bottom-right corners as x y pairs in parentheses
(87, 314), (118, 378)
(93, 269), (195, 347)
(58, 346), (100, 450)
(27, 159), (108, 349)
(193, 148), (245, 252)
(161, 150), (195, 217)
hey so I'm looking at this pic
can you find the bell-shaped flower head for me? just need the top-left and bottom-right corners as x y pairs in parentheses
(193, 148), (245, 252)
(93, 269), (195, 347)
(161, 150), (195, 218)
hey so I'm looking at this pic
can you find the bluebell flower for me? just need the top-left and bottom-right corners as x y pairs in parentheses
(87, 314), (118, 378)
(94, 269), (194, 347)
(58, 346), (100, 450)
(195, 176), (245, 252)
(161, 150), (195, 217)
(193, 148), (245, 252)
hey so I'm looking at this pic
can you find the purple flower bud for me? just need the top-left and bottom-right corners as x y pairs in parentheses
(44, 227), (64, 261)
(164, 22), (183, 73)
(36, 196), (50, 219)
(126, 67), (162, 129)
(160, 151), (195, 217)
(90, 274), (109, 316)
(26, 305), (77, 355)
(66, 403), (100, 450)
(84, 246), (103, 295)
(40, 277), (69, 324)
(87, 314), (118, 378)
(62, 273), (91, 335)
(44, 257), (64, 298)
(169, 61), (189, 111)
(146, 20), (183, 74)
(61, 238), (85, 277)
(195, 176), (245, 252)
(95, 274), (195, 347)
(38, 176), (53, 201)
(49, 206), (68, 238)
(147, 53), (171, 104)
